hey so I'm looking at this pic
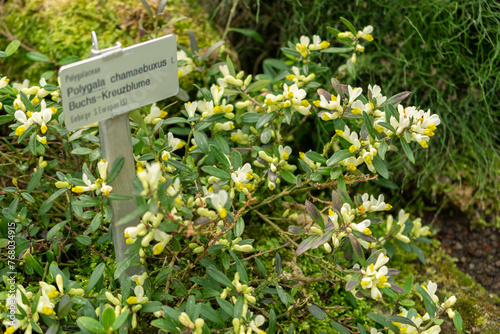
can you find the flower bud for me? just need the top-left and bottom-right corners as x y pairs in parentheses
(105, 292), (121, 306)
(55, 181), (70, 189)
(67, 288), (84, 296)
(56, 274), (64, 293)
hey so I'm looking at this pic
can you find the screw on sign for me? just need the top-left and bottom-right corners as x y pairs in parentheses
(59, 31), (179, 277)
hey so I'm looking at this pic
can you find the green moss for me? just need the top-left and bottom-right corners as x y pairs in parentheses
(0, 0), (221, 82)
(390, 240), (500, 332)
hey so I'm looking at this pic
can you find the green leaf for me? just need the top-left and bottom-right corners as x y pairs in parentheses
(307, 304), (326, 320)
(330, 321), (350, 334)
(193, 131), (210, 154)
(410, 243), (426, 264)
(246, 79), (270, 93)
(230, 150), (243, 169)
(214, 133), (230, 154)
(207, 267), (234, 289)
(40, 189), (68, 214)
(276, 284), (288, 306)
(71, 147), (93, 155)
(5, 40), (20, 57)
(26, 168), (44, 193)
(140, 0), (154, 18)
(346, 273), (362, 291)
(321, 47), (354, 54)
(0, 115), (14, 126)
(400, 137), (415, 163)
(327, 26), (341, 38)
(200, 303), (224, 326)
(75, 235), (92, 246)
(225, 55), (236, 76)
(340, 17), (357, 35)
(129, 110), (148, 131)
(57, 55), (79, 66)
(26, 254), (44, 276)
(101, 307), (116, 331)
(379, 121), (396, 133)
(453, 310), (463, 334)
(90, 213), (103, 233)
(367, 313), (400, 333)
(280, 169), (296, 185)
(415, 285), (437, 318)
(275, 252), (282, 276)
(210, 144), (230, 167)
(346, 59), (356, 78)
(151, 318), (179, 333)
(387, 315), (418, 328)
(378, 141), (388, 160)
(240, 112), (262, 123)
(327, 149), (353, 166)
(26, 52), (51, 62)
(268, 309), (276, 334)
(105, 157), (125, 183)
(305, 200), (325, 229)
(86, 263), (105, 294)
(216, 297), (234, 316)
(401, 274), (413, 297)
(362, 111), (377, 139)
(229, 27), (263, 43)
(201, 166), (230, 179)
(114, 253), (138, 279)
(256, 112), (276, 129)
(201, 41), (225, 62)
(77, 316), (106, 333)
(19, 91), (33, 111)
(305, 151), (327, 165)
(372, 155), (388, 179)
(112, 309), (130, 331)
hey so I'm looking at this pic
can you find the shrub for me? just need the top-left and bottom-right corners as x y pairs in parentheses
(1, 11), (462, 334)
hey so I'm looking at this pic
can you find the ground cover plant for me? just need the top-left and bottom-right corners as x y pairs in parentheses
(202, 0), (500, 224)
(0, 2), (468, 334)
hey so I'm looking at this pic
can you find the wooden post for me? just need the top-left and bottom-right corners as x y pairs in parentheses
(91, 32), (145, 277)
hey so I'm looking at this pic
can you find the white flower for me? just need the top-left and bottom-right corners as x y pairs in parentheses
(368, 84), (386, 105)
(168, 132), (185, 151)
(0, 76), (9, 89)
(250, 315), (266, 334)
(37, 293), (56, 315)
(137, 162), (162, 195)
(185, 101), (198, 118)
(351, 219), (372, 236)
(14, 109), (33, 136)
(177, 50), (194, 78)
(295, 35), (310, 57)
(211, 190), (228, 219)
(347, 85), (363, 104)
(423, 281), (439, 304)
(308, 35), (330, 50)
(144, 103), (166, 124)
(211, 85), (224, 105)
(231, 163), (253, 193)
(31, 101), (53, 134)
(359, 194), (391, 213)
(278, 145), (292, 160)
(357, 25), (374, 41)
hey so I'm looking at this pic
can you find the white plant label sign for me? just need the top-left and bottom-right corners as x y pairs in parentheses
(60, 35), (179, 130)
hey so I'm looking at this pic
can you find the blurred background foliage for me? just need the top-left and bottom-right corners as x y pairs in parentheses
(199, 0), (500, 226)
(0, 0), (221, 82)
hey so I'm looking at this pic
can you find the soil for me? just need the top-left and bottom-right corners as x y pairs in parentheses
(430, 211), (500, 296)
